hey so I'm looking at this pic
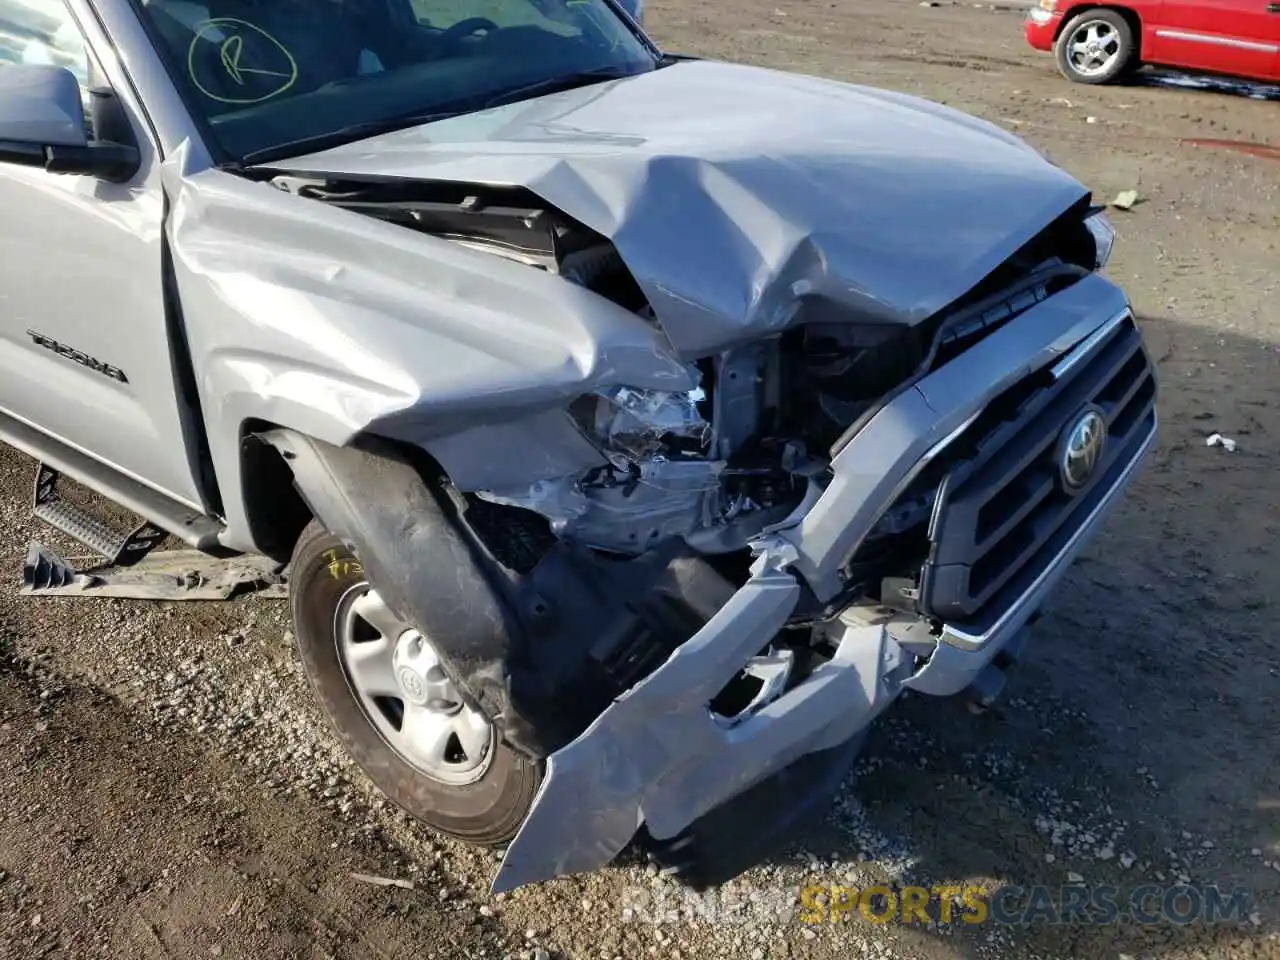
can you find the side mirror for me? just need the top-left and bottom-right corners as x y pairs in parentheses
(614, 0), (645, 26)
(0, 64), (138, 181)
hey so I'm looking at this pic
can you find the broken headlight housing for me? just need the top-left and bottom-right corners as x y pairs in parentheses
(570, 379), (711, 466)
(1084, 209), (1115, 269)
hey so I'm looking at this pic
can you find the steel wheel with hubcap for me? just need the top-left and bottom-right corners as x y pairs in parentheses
(1055, 10), (1136, 85)
(289, 520), (542, 845)
(335, 583), (495, 786)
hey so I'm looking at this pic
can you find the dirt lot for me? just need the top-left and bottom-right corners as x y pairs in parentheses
(2, 1), (1278, 958)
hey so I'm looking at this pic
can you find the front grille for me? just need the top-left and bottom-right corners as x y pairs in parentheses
(917, 312), (1156, 626)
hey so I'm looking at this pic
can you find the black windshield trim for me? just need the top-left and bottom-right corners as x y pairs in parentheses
(480, 64), (647, 111)
(235, 59), (660, 166)
(236, 111), (460, 166)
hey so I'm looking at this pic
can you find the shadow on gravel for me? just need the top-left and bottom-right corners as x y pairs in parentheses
(732, 313), (1280, 957)
(0, 632), (499, 960)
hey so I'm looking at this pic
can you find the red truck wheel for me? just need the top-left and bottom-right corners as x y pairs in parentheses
(1055, 9), (1138, 84)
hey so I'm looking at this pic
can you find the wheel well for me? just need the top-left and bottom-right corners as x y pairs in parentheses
(240, 421), (314, 564)
(238, 422), (454, 564)
(1054, 5), (1142, 56)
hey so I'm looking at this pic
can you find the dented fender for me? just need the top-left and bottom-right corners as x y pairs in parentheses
(160, 159), (691, 554)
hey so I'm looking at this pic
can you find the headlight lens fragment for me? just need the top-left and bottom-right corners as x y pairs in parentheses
(1084, 210), (1116, 269)
(571, 378), (711, 465)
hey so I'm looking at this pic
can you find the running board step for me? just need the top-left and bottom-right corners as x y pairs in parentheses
(0, 407), (225, 552)
(31, 463), (167, 567)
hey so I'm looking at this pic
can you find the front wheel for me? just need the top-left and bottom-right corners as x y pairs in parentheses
(289, 520), (542, 845)
(1054, 10), (1137, 85)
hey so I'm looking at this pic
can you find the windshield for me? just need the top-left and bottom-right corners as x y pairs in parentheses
(135, 0), (656, 162)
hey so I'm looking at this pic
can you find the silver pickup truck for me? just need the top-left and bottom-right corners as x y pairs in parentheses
(0, 0), (1156, 892)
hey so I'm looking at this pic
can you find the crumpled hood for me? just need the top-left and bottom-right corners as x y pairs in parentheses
(261, 59), (1090, 356)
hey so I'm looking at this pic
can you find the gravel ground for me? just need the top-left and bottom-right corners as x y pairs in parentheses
(2, 2), (1279, 958)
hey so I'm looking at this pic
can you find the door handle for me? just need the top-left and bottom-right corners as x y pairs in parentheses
(1268, 3), (1280, 12)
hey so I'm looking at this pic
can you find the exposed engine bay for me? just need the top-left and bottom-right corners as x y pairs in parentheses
(270, 172), (1100, 576)
(256, 169), (1118, 769)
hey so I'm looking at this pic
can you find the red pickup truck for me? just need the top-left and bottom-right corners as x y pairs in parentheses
(1025, 0), (1280, 84)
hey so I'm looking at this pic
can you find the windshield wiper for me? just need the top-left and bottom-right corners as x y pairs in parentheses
(482, 65), (646, 110)
(238, 111), (462, 166)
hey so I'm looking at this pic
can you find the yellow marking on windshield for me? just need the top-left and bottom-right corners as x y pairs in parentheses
(219, 35), (292, 84)
(187, 18), (299, 105)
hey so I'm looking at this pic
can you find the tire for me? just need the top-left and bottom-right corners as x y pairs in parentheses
(1054, 9), (1137, 85)
(289, 519), (542, 845)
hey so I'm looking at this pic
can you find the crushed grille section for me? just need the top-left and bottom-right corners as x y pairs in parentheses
(917, 312), (1156, 626)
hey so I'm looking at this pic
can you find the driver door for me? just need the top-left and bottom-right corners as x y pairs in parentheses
(0, 0), (210, 510)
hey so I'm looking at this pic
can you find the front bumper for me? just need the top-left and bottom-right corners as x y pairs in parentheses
(1025, 7), (1063, 52)
(492, 272), (1157, 893)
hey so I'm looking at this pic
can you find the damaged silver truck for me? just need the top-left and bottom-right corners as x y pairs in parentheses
(0, 0), (1156, 891)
